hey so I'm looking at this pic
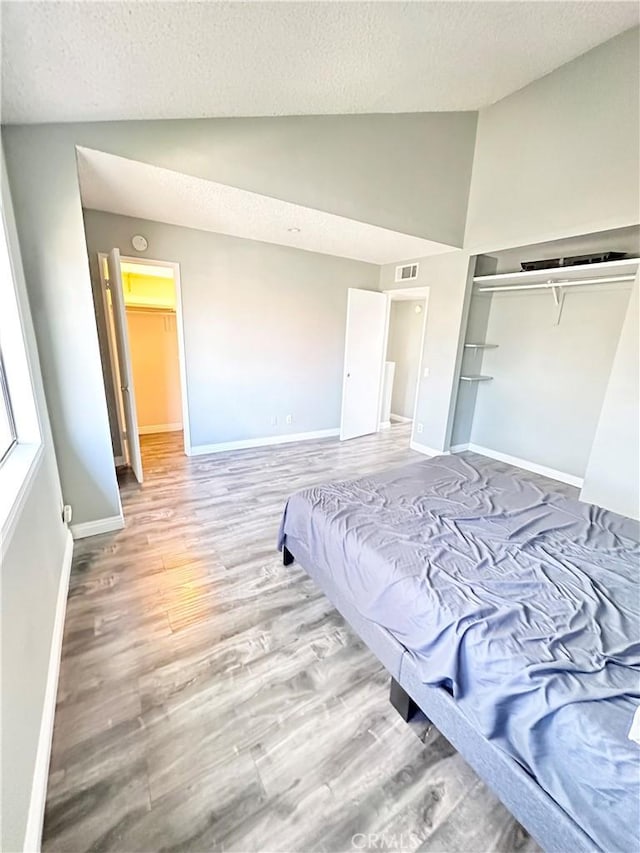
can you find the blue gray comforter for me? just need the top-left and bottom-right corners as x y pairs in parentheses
(278, 454), (640, 852)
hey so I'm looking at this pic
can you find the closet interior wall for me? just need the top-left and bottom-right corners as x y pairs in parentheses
(126, 305), (183, 435)
(451, 226), (640, 481)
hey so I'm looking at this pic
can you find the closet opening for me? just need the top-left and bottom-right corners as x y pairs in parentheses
(338, 285), (429, 448)
(97, 251), (190, 483)
(450, 225), (640, 486)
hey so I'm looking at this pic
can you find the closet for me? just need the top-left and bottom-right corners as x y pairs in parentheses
(123, 270), (183, 435)
(451, 226), (640, 484)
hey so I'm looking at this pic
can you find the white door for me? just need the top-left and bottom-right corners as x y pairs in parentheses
(340, 289), (389, 441)
(106, 248), (144, 483)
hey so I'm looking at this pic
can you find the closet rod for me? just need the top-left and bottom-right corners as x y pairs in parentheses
(477, 274), (635, 293)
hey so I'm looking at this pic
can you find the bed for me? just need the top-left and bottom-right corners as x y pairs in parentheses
(277, 453), (640, 853)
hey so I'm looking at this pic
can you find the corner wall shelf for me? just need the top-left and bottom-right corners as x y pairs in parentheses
(460, 375), (493, 382)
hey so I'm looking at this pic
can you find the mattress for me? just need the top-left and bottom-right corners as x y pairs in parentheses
(278, 453), (640, 852)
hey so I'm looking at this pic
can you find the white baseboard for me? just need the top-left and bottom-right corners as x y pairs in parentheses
(138, 423), (182, 435)
(450, 443), (470, 452)
(189, 428), (340, 457)
(410, 440), (448, 457)
(23, 530), (73, 853)
(460, 443), (583, 488)
(379, 420), (391, 430)
(390, 413), (412, 423)
(71, 514), (124, 540)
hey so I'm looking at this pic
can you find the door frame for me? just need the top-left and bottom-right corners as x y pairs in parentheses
(98, 253), (192, 457)
(98, 256), (127, 466)
(381, 286), (430, 431)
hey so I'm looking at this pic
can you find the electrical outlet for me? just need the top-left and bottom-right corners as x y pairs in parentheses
(270, 415), (278, 426)
(286, 414), (293, 425)
(417, 423), (424, 434)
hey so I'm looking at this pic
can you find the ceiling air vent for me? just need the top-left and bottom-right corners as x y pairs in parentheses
(395, 262), (419, 283)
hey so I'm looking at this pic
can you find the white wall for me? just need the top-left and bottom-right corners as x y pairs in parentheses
(2, 113), (476, 525)
(83, 210), (379, 450)
(465, 27), (640, 253)
(379, 252), (474, 453)
(1, 145), (70, 853)
(581, 273), (640, 518)
(386, 301), (424, 420)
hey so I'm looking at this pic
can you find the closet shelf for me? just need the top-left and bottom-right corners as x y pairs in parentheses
(460, 375), (493, 382)
(125, 302), (176, 312)
(473, 257), (640, 288)
(464, 343), (498, 349)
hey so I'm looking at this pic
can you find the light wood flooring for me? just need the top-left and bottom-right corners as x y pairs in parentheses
(43, 425), (538, 853)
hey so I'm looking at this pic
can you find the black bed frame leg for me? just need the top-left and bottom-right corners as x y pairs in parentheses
(390, 678), (418, 722)
(282, 545), (294, 566)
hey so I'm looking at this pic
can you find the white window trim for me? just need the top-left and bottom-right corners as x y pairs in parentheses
(0, 442), (44, 553)
(0, 195), (44, 552)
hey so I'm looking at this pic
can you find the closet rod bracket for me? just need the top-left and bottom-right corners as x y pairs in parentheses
(549, 282), (566, 325)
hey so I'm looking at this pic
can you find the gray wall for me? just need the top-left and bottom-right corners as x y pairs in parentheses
(467, 284), (632, 477)
(386, 300), (424, 420)
(8, 112), (478, 241)
(450, 292), (493, 448)
(379, 251), (474, 453)
(2, 112), (477, 525)
(2, 129), (121, 526)
(1, 146), (69, 852)
(83, 210), (379, 449)
(465, 27), (640, 252)
(581, 273), (640, 518)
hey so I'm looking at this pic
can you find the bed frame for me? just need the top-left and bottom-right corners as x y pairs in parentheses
(282, 540), (598, 853)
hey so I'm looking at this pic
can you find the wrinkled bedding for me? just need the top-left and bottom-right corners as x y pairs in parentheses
(278, 453), (640, 852)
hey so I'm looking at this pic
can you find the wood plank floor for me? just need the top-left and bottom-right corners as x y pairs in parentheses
(43, 425), (538, 853)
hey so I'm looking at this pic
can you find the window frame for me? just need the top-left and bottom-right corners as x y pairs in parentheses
(0, 186), (45, 553)
(0, 344), (18, 464)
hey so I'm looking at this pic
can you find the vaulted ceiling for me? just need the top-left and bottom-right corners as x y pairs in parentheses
(77, 147), (455, 264)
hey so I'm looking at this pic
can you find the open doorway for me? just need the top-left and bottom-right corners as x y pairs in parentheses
(339, 286), (429, 447)
(98, 251), (190, 482)
(380, 289), (429, 437)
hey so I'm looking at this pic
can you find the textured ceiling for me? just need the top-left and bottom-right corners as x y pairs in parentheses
(77, 147), (454, 265)
(2, 2), (639, 124)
